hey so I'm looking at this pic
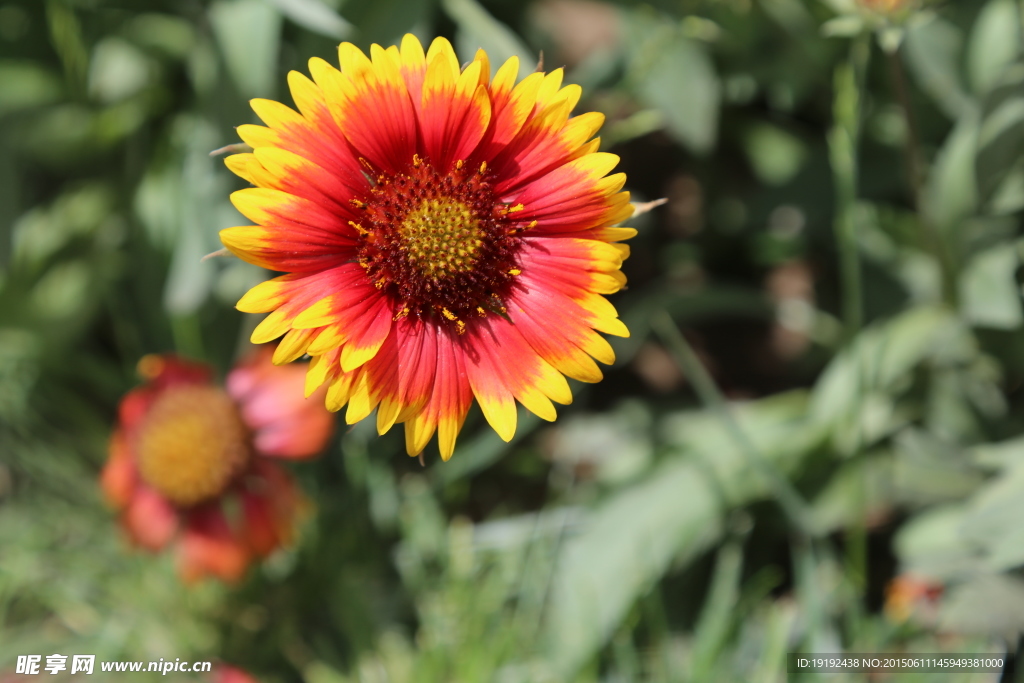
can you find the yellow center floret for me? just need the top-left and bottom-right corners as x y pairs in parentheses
(399, 198), (484, 277)
(136, 385), (251, 506)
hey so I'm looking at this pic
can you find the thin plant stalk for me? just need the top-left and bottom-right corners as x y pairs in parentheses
(828, 35), (869, 341)
(828, 34), (871, 598)
(651, 310), (817, 539)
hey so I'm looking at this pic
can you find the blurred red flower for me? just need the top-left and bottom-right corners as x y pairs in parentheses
(101, 346), (334, 583)
(211, 665), (260, 683)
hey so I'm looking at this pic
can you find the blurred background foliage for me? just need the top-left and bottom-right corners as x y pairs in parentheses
(5, 0), (1024, 680)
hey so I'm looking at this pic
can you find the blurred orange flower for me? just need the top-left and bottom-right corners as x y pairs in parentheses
(857, 0), (917, 16)
(211, 665), (260, 683)
(101, 347), (334, 583)
(885, 573), (944, 623)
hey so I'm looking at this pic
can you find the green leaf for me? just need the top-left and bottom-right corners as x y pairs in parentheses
(545, 392), (820, 676)
(122, 14), (197, 59)
(976, 64), (1024, 204)
(894, 504), (980, 581)
(162, 116), (240, 315)
(443, 0), (534, 81)
(627, 16), (720, 155)
(904, 15), (972, 120)
(209, 0), (282, 99)
(543, 458), (724, 677)
(925, 107), (979, 234)
(966, 0), (1020, 95)
(690, 540), (744, 679)
(743, 123), (807, 186)
(810, 307), (955, 442)
(987, 162), (1024, 214)
(88, 38), (152, 104)
(961, 465), (1024, 570)
(0, 61), (61, 116)
(972, 434), (1024, 471)
(820, 15), (864, 38)
(940, 574), (1024, 635)
(958, 241), (1023, 329)
(265, 0), (353, 40)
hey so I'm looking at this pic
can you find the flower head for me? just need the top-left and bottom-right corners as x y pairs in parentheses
(101, 348), (334, 583)
(857, 0), (918, 17)
(221, 34), (632, 461)
(884, 573), (943, 623)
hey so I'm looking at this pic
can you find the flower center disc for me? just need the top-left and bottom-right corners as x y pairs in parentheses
(136, 385), (251, 506)
(399, 198), (483, 277)
(355, 159), (526, 328)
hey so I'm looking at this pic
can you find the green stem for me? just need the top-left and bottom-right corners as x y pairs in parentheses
(829, 35), (870, 340)
(829, 35), (873, 597)
(651, 311), (817, 539)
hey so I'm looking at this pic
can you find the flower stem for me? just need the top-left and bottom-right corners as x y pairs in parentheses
(829, 33), (871, 596)
(651, 310), (817, 539)
(828, 35), (869, 341)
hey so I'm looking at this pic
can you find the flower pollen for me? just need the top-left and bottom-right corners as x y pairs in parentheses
(136, 385), (251, 506)
(355, 159), (523, 327)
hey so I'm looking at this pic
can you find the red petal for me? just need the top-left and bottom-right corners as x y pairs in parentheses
(178, 506), (251, 584)
(123, 486), (179, 551)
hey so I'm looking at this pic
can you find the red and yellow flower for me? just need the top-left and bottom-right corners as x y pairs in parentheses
(101, 348), (334, 583)
(221, 34), (632, 461)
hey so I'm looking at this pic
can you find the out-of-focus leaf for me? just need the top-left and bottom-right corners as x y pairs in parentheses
(940, 574), (1024, 636)
(29, 260), (91, 319)
(958, 241), (1022, 329)
(163, 116), (240, 315)
(544, 458), (723, 677)
(810, 307), (955, 443)
(546, 402), (653, 485)
(894, 430), (985, 504)
(761, 0), (814, 32)
(961, 465), (1024, 570)
(338, 0), (431, 47)
(925, 108), (978, 234)
(545, 392), (819, 676)
(988, 163), (1024, 214)
(12, 185), (113, 268)
(443, 0), (534, 81)
(811, 452), (894, 532)
(209, 0), (282, 99)
(904, 16), (972, 120)
(743, 123), (807, 186)
(894, 504), (980, 581)
(966, 0), (1020, 95)
(689, 540), (743, 679)
(628, 16), (719, 155)
(976, 64), (1024, 204)
(972, 435), (1024, 471)
(0, 62), (61, 115)
(88, 38), (152, 104)
(266, 0), (352, 40)
(122, 14), (197, 59)
(820, 15), (863, 38)
(45, 1), (89, 92)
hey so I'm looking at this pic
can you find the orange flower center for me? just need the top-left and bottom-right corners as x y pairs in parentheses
(136, 385), (251, 506)
(354, 158), (526, 329)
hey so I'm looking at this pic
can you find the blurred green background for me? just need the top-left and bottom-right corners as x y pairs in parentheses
(5, 0), (1024, 680)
